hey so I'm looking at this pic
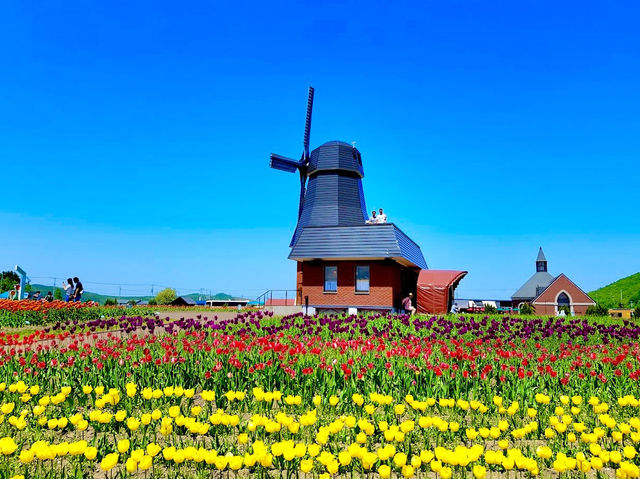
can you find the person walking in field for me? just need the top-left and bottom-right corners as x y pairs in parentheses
(72, 277), (84, 302)
(62, 278), (74, 302)
(402, 292), (416, 316)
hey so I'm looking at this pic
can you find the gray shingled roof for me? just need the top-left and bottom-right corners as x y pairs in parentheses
(289, 223), (428, 269)
(511, 271), (555, 301)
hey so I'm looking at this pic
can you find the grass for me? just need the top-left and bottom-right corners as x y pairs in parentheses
(588, 272), (640, 308)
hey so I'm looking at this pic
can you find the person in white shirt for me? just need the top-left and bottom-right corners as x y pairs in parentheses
(366, 210), (377, 224)
(376, 208), (387, 223)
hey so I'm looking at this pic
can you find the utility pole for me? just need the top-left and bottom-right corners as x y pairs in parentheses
(119, 286), (122, 298)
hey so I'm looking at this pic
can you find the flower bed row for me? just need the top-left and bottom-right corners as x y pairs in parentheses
(0, 312), (639, 478)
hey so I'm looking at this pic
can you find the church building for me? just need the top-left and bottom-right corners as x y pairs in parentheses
(511, 248), (595, 315)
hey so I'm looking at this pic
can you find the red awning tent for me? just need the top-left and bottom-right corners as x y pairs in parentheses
(416, 270), (468, 314)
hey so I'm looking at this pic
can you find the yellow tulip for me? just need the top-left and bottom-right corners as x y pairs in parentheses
(100, 453), (119, 471)
(125, 457), (137, 473)
(473, 465), (487, 479)
(117, 439), (130, 453)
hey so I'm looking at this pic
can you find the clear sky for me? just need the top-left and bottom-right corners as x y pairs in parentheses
(1, 1), (639, 299)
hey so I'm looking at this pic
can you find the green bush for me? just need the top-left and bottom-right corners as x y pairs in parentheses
(519, 303), (534, 315)
(585, 304), (610, 317)
(156, 288), (177, 305)
(0, 271), (20, 293)
(484, 304), (497, 314)
(634, 306), (640, 319)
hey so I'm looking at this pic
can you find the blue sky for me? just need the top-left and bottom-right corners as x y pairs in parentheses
(1, 1), (639, 299)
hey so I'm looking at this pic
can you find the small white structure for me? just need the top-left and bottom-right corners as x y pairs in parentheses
(15, 265), (27, 300)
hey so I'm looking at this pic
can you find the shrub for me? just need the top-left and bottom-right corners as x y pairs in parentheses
(54, 288), (63, 301)
(519, 303), (534, 315)
(0, 271), (20, 293)
(148, 298), (157, 306)
(484, 304), (497, 314)
(155, 288), (177, 305)
(585, 304), (610, 317)
(634, 306), (640, 319)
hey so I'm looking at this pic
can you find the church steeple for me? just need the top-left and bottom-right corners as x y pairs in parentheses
(536, 247), (548, 272)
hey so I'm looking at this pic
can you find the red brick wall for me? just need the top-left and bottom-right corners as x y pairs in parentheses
(532, 274), (595, 316)
(296, 263), (303, 305)
(299, 261), (405, 308)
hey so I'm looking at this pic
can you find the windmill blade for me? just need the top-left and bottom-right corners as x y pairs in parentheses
(270, 153), (299, 173)
(297, 170), (307, 218)
(302, 86), (314, 160)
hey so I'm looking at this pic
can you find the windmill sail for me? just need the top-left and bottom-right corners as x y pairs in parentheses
(302, 87), (314, 160)
(270, 153), (299, 173)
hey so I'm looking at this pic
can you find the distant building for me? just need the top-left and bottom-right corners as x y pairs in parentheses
(511, 248), (595, 315)
(171, 296), (197, 306)
(512, 248), (555, 304)
(608, 308), (634, 319)
(205, 298), (250, 307)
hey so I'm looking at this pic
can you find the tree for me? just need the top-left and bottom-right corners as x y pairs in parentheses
(519, 303), (534, 315)
(585, 304), (610, 317)
(0, 271), (19, 293)
(104, 298), (118, 306)
(155, 288), (177, 305)
(54, 288), (63, 301)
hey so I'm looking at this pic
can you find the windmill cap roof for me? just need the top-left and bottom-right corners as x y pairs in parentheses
(308, 141), (364, 177)
(536, 247), (547, 262)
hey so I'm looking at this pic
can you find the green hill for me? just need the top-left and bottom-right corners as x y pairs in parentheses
(24, 284), (235, 305)
(589, 272), (640, 308)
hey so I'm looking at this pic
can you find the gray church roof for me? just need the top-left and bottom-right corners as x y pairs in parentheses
(289, 223), (428, 269)
(511, 271), (555, 301)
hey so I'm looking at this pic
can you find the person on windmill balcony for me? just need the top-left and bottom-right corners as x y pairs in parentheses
(376, 208), (387, 223)
(366, 210), (377, 224)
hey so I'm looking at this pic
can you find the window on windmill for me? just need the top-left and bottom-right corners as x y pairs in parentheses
(324, 266), (337, 292)
(355, 265), (370, 293)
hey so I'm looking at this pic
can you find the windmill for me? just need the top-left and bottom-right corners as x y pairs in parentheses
(270, 87), (369, 247)
(269, 86), (315, 219)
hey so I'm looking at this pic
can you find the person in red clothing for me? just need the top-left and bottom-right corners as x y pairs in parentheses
(402, 293), (416, 316)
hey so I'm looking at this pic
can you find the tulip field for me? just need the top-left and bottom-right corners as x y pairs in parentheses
(1, 311), (640, 478)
